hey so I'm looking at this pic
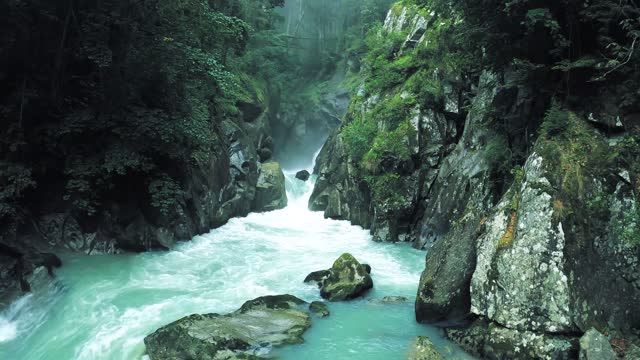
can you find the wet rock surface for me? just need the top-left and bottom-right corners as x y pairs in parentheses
(144, 295), (311, 360)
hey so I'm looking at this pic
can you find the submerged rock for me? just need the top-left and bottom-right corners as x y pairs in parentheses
(381, 296), (408, 303)
(295, 170), (310, 181)
(144, 295), (311, 360)
(408, 336), (442, 360)
(308, 301), (330, 317)
(251, 162), (288, 212)
(579, 329), (616, 360)
(304, 253), (373, 301)
(369, 296), (409, 304)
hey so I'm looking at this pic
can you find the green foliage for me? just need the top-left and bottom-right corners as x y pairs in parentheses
(370, 93), (417, 127)
(362, 121), (416, 171)
(405, 70), (444, 109)
(149, 175), (182, 216)
(540, 101), (571, 138)
(617, 132), (640, 187)
(0, 164), (36, 222)
(363, 26), (408, 93)
(342, 116), (379, 161)
(538, 105), (615, 203)
(0, 0), (274, 224)
(415, 0), (640, 110)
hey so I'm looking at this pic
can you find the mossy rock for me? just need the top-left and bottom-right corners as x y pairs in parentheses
(309, 301), (330, 317)
(305, 253), (373, 301)
(237, 294), (307, 313)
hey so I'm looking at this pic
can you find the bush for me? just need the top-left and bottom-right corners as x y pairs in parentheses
(362, 120), (416, 171)
(540, 101), (571, 138)
(342, 116), (379, 161)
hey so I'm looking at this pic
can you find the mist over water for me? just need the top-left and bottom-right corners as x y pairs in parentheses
(0, 160), (474, 359)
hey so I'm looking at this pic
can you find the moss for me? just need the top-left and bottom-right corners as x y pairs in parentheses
(537, 105), (615, 204)
(390, 2), (405, 17)
(236, 72), (268, 108)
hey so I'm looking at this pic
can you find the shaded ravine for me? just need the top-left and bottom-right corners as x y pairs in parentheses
(0, 160), (473, 359)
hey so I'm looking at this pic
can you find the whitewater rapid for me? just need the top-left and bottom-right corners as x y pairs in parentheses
(0, 164), (473, 359)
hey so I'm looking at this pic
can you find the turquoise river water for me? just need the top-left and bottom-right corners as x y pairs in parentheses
(0, 165), (474, 359)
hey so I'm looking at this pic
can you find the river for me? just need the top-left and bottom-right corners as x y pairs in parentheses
(0, 166), (473, 359)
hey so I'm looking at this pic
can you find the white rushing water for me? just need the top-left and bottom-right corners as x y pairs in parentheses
(0, 160), (474, 359)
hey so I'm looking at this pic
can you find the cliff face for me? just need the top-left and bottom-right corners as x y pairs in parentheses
(312, 3), (640, 357)
(310, 6), (495, 247)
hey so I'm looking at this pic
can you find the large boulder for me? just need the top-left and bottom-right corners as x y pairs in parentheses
(470, 153), (576, 334)
(251, 162), (288, 212)
(408, 336), (442, 360)
(295, 170), (310, 181)
(579, 329), (616, 360)
(304, 253), (373, 301)
(144, 295), (311, 360)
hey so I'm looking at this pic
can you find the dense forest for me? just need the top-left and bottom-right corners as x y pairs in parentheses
(1, 0), (639, 359)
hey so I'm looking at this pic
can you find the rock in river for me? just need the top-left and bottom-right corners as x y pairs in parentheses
(304, 253), (373, 301)
(295, 170), (310, 181)
(408, 336), (443, 360)
(144, 295), (311, 360)
(308, 301), (330, 317)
